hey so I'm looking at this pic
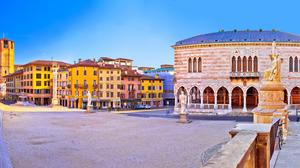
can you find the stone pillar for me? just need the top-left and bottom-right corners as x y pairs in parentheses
(214, 93), (218, 110)
(175, 94), (178, 108)
(187, 94), (191, 108)
(243, 93), (247, 112)
(228, 93), (232, 110)
(287, 92), (291, 107)
(200, 92), (204, 109)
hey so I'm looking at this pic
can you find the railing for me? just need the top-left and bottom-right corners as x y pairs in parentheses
(230, 72), (260, 78)
(204, 119), (280, 168)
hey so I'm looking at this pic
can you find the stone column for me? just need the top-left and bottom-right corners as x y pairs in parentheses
(200, 92), (204, 109)
(174, 94), (178, 108)
(51, 64), (59, 106)
(187, 94), (191, 108)
(243, 93), (247, 112)
(287, 92), (291, 107)
(228, 93), (232, 110)
(214, 93), (218, 110)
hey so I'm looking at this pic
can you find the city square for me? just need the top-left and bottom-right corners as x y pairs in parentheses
(3, 111), (235, 168)
(1, 0), (300, 168)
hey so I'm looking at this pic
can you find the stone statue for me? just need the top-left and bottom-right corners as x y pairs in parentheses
(87, 91), (92, 107)
(264, 41), (281, 82)
(179, 90), (187, 114)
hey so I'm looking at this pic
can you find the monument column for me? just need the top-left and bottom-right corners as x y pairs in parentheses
(51, 64), (59, 107)
(214, 93), (218, 110)
(243, 92), (247, 112)
(228, 93), (232, 110)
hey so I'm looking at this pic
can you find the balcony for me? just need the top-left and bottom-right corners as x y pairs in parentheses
(230, 72), (260, 78)
(74, 84), (88, 89)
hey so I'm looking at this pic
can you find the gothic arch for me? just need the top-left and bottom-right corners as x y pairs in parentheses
(203, 87), (214, 104)
(289, 57), (293, 72)
(217, 87), (229, 104)
(188, 58), (192, 73)
(232, 56), (236, 72)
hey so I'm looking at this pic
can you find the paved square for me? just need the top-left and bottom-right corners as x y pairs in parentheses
(3, 112), (236, 168)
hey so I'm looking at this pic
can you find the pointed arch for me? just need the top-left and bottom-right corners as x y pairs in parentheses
(253, 56), (258, 72)
(203, 87), (214, 104)
(289, 57), (293, 72)
(246, 87), (258, 109)
(217, 87), (229, 104)
(295, 57), (298, 72)
(190, 86), (201, 103)
(198, 57), (202, 72)
(193, 58), (197, 72)
(248, 56), (252, 72)
(242, 56), (247, 72)
(188, 58), (192, 73)
(237, 56), (242, 72)
(232, 56), (236, 72)
(231, 87), (243, 109)
(291, 87), (300, 104)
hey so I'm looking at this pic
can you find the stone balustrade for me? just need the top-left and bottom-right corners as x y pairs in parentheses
(203, 118), (280, 168)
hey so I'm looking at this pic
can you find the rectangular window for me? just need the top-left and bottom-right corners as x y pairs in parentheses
(76, 70), (79, 76)
(84, 70), (87, 76)
(36, 74), (41, 79)
(93, 70), (97, 76)
(36, 66), (42, 71)
(36, 81), (41, 86)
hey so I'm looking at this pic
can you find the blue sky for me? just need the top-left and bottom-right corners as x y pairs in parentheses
(1, 0), (300, 67)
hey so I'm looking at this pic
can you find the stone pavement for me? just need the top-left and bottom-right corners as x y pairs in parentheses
(275, 122), (300, 168)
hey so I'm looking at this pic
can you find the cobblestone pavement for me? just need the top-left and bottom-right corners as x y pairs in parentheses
(275, 122), (300, 168)
(3, 111), (235, 168)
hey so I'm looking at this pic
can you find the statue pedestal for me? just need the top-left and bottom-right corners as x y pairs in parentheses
(86, 105), (94, 113)
(178, 113), (191, 124)
(252, 81), (288, 138)
(50, 98), (59, 107)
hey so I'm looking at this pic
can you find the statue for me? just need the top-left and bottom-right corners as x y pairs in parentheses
(87, 91), (92, 107)
(179, 90), (187, 114)
(263, 41), (282, 82)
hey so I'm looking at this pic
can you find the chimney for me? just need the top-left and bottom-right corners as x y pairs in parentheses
(78, 58), (82, 62)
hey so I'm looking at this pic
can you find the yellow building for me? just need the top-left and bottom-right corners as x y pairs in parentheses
(0, 38), (14, 81)
(98, 63), (121, 108)
(141, 75), (164, 107)
(68, 59), (121, 109)
(21, 60), (69, 105)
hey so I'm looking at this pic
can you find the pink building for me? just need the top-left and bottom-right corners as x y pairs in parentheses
(120, 68), (142, 108)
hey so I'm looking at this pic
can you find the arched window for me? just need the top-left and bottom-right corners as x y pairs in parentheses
(254, 56), (258, 72)
(295, 57), (298, 72)
(242, 56), (247, 72)
(237, 56), (241, 72)
(248, 56), (252, 72)
(232, 57), (236, 72)
(193, 58), (197, 72)
(188, 58), (192, 73)
(198, 57), (202, 72)
(289, 57), (293, 72)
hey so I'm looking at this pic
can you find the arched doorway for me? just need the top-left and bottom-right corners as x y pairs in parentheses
(291, 87), (300, 104)
(232, 87), (243, 109)
(246, 87), (258, 109)
(217, 87), (229, 104)
(190, 86), (200, 103)
(203, 87), (214, 104)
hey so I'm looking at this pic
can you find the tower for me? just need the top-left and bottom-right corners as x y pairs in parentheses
(0, 38), (15, 82)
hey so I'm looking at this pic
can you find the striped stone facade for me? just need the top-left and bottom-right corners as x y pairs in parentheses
(173, 42), (300, 113)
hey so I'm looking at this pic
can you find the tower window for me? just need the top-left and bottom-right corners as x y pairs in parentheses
(3, 40), (8, 48)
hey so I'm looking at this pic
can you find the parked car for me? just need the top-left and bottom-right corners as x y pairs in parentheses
(135, 104), (145, 109)
(144, 105), (152, 109)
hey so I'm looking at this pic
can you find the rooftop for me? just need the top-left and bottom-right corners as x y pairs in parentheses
(175, 30), (300, 46)
(23, 60), (70, 67)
